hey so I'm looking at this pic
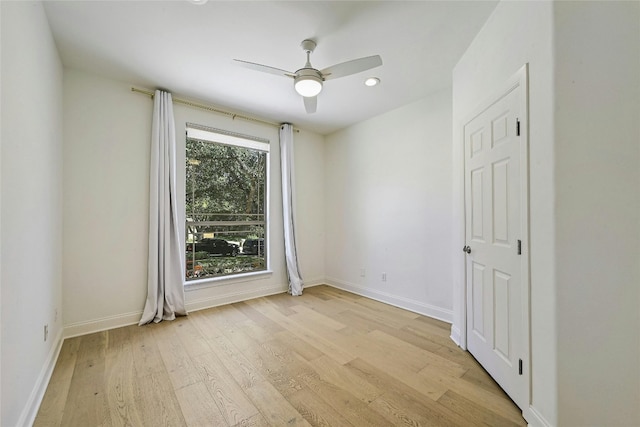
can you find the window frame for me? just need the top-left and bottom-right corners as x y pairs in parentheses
(183, 123), (271, 287)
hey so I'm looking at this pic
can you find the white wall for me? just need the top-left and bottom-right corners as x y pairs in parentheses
(62, 69), (153, 333)
(62, 68), (326, 335)
(324, 89), (454, 321)
(553, 2), (640, 425)
(0, 2), (64, 425)
(452, 2), (555, 424)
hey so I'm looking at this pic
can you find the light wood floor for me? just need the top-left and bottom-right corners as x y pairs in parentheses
(35, 285), (526, 427)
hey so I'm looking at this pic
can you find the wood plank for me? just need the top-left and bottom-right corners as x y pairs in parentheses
(371, 389), (468, 427)
(437, 390), (524, 427)
(33, 338), (81, 427)
(189, 309), (226, 338)
(302, 287), (333, 301)
(261, 292), (301, 313)
(304, 297), (357, 318)
(404, 317), (455, 340)
(175, 381), (228, 427)
(233, 412), (271, 427)
(238, 318), (278, 344)
(288, 305), (347, 331)
(248, 295), (297, 316)
(401, 323), (462, 351)
(309, 286), (361, 302)
(286, 387), (355, 427)
(345, 357), (475, 426)
(432, 340), (483, 369)
(459, 360), (512, 398)
(232, 301), (286, 334)
(328, 328), (449, 400)
(59, 332), (112, 427)
(104, 326), (144, 426)
(297, 369), (395, 427)
(249, 300), (356, 365)
(306, 355), (383, 404)
(174, 316), (214, 358)
(244, 380), (311, 426)
(130, 323), (168, 377)
(413, 314), (452, 331)
(152, 321), (201, 390)
(351, 296), (420, 321)
(418, 365), (525, 425)
(132, 372), (187, 426)
(334, 309), (445, 355)
(250, 339), (316, 396)
(273, 330), (324, 362)
(193, 351), (260, 426)
(208, 332), (265, 390)
(341, 300), (413, 331)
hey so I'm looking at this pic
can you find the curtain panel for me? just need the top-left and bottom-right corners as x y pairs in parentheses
(139, 90), (187, 325)
(279, 124), (304, 296)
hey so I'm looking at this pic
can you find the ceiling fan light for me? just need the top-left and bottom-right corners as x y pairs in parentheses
(294, 75), (323, 97)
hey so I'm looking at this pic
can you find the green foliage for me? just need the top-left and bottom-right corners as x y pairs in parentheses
(186, 139), (266, 220)
(186, 251), (209, 261)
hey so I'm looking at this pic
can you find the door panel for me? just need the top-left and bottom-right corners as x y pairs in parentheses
(492, 159), (510, 245)
(471, 262), (486, 339)
(471, 168), (485, 241)
(493, 269), (511, 362)
(464, 86), (524, 408)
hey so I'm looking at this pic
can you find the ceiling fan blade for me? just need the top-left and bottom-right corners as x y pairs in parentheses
(320, 55), (382, 81)
(303, 96), (317, 114)
(233, 59), (295, 78)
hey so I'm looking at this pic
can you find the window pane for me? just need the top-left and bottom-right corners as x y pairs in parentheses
(185, 136), (267, 281)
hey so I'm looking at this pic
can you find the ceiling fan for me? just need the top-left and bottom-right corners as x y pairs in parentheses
(234, 39), (382, 114)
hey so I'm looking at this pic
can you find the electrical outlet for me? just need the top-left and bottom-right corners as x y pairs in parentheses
(360, 268), (366, 278)
(44, 324), (49, 342)
(382, 272), (387, 282)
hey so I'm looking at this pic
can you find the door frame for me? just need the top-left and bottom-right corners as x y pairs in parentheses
(458, 64), (531, 411)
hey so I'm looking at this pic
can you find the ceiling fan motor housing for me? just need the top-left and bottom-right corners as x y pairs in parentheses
(294, 68), (323, 97)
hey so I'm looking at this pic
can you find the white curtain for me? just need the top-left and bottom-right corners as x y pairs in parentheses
(139, 90), (187, 325)
(279, 124), (303, 296)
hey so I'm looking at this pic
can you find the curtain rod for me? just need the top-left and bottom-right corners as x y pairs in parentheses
(131, 87), (299, 132)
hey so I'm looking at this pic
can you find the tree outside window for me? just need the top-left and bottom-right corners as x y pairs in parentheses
(185, 126), (268, 281)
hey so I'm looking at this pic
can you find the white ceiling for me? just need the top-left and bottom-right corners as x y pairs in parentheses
(43, 1), (497, 135)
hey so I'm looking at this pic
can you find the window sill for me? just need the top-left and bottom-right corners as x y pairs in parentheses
(184, 269), (273, 291)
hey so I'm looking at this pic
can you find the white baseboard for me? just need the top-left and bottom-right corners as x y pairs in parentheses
(450, 324), (463, 348)
(18, 327), (64, 427)
(324, 277), (453, 323)
(302, 277), (325, 288)
(64, 310), (142, 339)
(185, 283), (287, 312)
(525, 405), (554, 427)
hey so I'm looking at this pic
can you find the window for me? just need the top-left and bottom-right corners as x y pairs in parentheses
(185, 124), (269, 282)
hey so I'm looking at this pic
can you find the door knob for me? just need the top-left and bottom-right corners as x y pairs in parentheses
(463, 246), (471, 254)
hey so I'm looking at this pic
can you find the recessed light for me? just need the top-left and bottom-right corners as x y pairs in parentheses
(365, 77), (380, 87)
(188, 0), (208, 4)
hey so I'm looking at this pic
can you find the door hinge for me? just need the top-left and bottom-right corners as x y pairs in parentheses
(519, 359), (523, 375)
(516, 118), (521, 136)
(517, 239), (522, 255)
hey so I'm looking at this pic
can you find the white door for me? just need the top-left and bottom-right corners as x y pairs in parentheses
(464, 83), (526, 409)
